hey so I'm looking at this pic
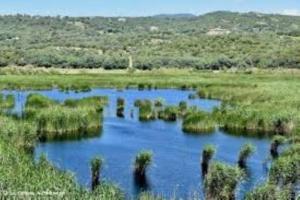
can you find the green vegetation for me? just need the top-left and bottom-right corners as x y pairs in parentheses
(201, 145), (216, 176)
(157, 106), (178, 121)
(134, 150), (153, 178)
(138, 192), (164, 200)
(116, 97), (125, 118)
(204, 162), (243, 200)
(135, 100), (156, 121)
(0, 116), (123, 199)
(182, 111), (216, 134)
(238, 143), (256, 168)
(1, 12), (300, 70)
(3, 69), (295, 136)
(0, 94), (15, 112)
(0, 69), (299, 199)
(154, 98), (164, 107)
(24, 94), (107, 140)
(247, 141), (300, 199)
(91, 156), (104, 191)
(178, 101), (188, 113)
(270, 135), (286, 158)
(246, 183), (292, 200)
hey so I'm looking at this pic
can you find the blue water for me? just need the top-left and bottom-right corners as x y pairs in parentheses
(2, 88), (271, 199)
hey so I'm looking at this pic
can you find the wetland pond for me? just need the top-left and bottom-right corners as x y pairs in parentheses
(3, 88), (272, 199)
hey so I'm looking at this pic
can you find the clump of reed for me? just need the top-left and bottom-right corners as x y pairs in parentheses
(201, 144), (216, 176)
(178, 101), (188, 113)
(245, 183), (292, 200)
(198, 88), (212, 99)
(270, 135), (286, 158)
(90, 156), (104, 191)
(64, 96), (108, 108)
(116, 98), (125, 118)
(0, 131), (123, 199)
(238, 143), (256, 168)
(59, 84), (92, 93)
(134, 150), (153, 178)
(154, 98), (164, 107)
(138, 83), (145, 91)
(215, 103), (295, 136)
(135, 100), (155, 121)
(188, 93), (197, 99)
(158, 106), (178, 121)
(205, 162), (243, 200)
(269, 144), (300, 198)
(0, 94), (15, 110)
(25, 94), (106, 140)
(35, 106), (102, 140)
(138, 192), (164, 200)
(25, 93), (56, 109)
(0, 116), (36, 153)
(182, 111), (216, 134)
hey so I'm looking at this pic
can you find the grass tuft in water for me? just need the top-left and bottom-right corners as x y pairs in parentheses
(116, 98), (125, 118)
(238, 143), (256, 168)
(135, 100), (156, 121)
(182, 111), (216, 134)
(270, 135), (286, 158)
(134, 150), (153, 178)
(157, 106), (178, 121)
(201, 144), (216, 176)
(91, 156), (104, 191)
(205, 162), (243, 200)
(25, 95), (107, 140)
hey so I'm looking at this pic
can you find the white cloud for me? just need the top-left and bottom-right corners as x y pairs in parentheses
(281, 9), (300, 16)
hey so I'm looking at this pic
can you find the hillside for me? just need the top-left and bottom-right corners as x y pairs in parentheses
(0, 11), (300, 69)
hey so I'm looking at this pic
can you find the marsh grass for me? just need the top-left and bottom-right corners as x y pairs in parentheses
(116, 98), (125, 118)
(201, 145), (216, 176)
(91, 156), (104, 191)
(205, 162), (243, 200)
(188, 93), (197, 99)
(0, 69), (300, 199)
(25, 93), (56, 109)
(135, 100), (156, 121)
(245, 183), (292, 200)
(154, 98), (164, 107)
(157, 106), (178, 121)
(134, 150), (153, 178)
(270, 135), (286, 158)
(0, 94), (15, 114)
(238, 143), (256, 168)
(182, 111), (216, 134)
(178, 101), (188, 114)
(0, 109), (123, 200)
(25, 95), (107, 140)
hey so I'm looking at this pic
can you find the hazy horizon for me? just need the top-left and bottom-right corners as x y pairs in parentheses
(0, 0), (299, 17)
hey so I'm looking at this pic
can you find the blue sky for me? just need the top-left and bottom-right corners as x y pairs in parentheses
(0, 0), (299, 16)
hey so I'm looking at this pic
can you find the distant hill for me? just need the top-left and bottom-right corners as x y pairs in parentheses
(0, 11), (299, 69)
(153, 13), (196, 19)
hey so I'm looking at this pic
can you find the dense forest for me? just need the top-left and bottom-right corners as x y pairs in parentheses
(0, 11), (300, 69)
